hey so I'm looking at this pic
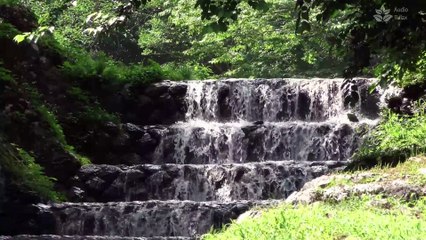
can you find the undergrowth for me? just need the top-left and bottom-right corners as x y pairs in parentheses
(24, 84), (91, 165)
(353, 101), (426, 167)
(202, 195), (426, 240)
(0, 138), (64, 201)
(62, 53), (213, 87)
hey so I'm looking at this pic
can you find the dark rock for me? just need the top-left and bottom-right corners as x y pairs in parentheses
(217, 85), (231, 121)
(121, 153), (143, 165)
(241, 125), (261, 135)
(401, 84), (426, 100)
(66, 187), (85, 202)
(387, 96), (414, 115)
(0, 204), (56, 235)
(387, 96), (403, 111)
(359, 87), (380, 119)
(342, 78), (360, 108)
(136, 133), (158, 154)
(297, 91), (311, 120)
(347, 113), (359, 122)
(144, 84), (170, 98)
(123, 123), (143, 139)
(0, 5), (38, 32)
(169, 83), (188, 97)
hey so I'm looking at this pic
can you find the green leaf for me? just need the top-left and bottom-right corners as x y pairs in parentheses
(13, 34), (27, 43)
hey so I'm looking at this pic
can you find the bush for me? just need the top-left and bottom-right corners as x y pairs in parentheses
(354, 102), (426, 167)
(23, 84), (91, 165)
(62, 53), (162, 85)
(77, 105), (119, 125)
(373, 51), (426, 88)
(0, 138), (64, 201)
(62, 52), (212, 88)
(162, 62), (213, 81)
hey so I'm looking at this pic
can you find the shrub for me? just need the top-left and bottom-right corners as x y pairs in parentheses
(354, 102), (426, 167)
(0, 138), (64, 201)
(77, 105), (119, 125)
(23, 84), (91, 165)
(162, 62), (213, 81)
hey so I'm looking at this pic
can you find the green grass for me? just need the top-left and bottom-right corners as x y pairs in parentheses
(0, 138), (64, 201)
(204, 158), (426, 240)
(202, 196), (426, 240)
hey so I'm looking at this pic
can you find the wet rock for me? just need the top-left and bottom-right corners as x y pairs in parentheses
(169, 83), (188, 97)
(144, 84), (170, 98)
(217, 85), (231, 121)
(297, 91), (311, 120)
(342, 78), (359, 108)
(0, 204), (56, 235)
(73, 161), (342, 202)
(123, 123), (144, 139)
(27, 200), (278, 237)
(347, 113), (359, 122)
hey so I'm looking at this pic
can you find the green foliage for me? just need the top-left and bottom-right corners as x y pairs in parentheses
(62, 51), (212, 85)
(374, 51), (426, 88)
(0, 22), (20, 39)
(36, 104), (91, 165)
(0, 138), (64, 201)
(13, 26), (55, 44)
(355, 103), (426, 165)
(162, 62), (213, 81)
(0, 0), (18, 6)
(78, 105), (119, 125)
(0, 63), (14, 83)
(203, 196), (426, 240)
(23, 84), (91, 165)
(62, 53), (162, 85)
(138, 0), (346, 78)
(296, 0), (426, 85)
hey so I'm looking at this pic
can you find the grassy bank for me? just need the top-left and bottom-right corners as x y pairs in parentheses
(203, 158), (426, 240)
(203, 197), (425, 240)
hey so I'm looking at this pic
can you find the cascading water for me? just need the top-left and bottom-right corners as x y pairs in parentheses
(184, 78), (347, 121)
(5, 78), (381, 239)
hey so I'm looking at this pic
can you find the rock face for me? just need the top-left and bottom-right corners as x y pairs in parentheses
(0, 78), (381, 238)
(286, 167), (426, 205)
(107, 82), (188, 125)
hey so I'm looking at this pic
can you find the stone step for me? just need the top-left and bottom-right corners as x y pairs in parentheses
(26, 200), (280, 237)
(74, 161), (347, 202)
(135, 120), (367, 165)
(0, 235), (194, 240)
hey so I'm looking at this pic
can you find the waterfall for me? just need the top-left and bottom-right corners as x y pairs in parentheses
(13, 78), (380, 239)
